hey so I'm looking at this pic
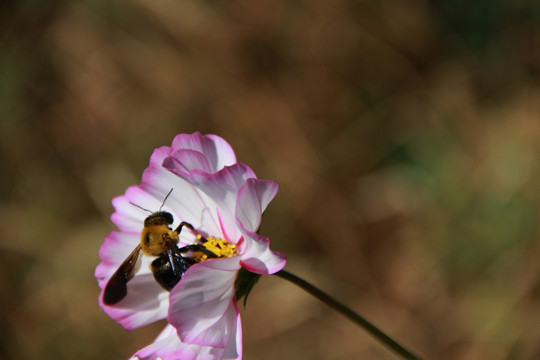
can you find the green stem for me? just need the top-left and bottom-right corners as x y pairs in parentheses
(274, 270), (424, 360)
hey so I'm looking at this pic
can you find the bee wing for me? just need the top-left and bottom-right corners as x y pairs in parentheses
(103, 244), (142, 305)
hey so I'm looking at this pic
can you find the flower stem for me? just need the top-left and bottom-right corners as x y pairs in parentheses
(274, 269), (424, 360)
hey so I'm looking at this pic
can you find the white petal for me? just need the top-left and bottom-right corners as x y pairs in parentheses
(110, 186), (150, 233)
(134, 324), (241, 360)
(171, 132), (237, 172)
(141, 164), (222, 237)
(238, 228), (287, 275)
(166, 149), (213, 174)
(96, 231), (170, 330)
(168, 257), (241, 348)
(99, 273), (170, 330)
(164, 163), (257, 242)
(235, 179), (279, 233)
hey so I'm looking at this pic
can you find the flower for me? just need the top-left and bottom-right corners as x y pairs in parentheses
(95, 132), (287, 359)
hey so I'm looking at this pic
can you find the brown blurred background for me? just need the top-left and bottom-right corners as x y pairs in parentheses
(1, 0), (539, 359)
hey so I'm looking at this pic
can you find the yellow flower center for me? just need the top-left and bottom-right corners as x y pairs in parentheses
(191, 234), (238, 261)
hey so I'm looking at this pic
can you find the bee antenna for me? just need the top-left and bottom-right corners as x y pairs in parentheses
(159, 188), (174, 212)
(129, 202), (153, 214)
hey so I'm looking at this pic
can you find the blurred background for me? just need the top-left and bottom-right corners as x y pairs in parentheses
(1, 0), (539, 359)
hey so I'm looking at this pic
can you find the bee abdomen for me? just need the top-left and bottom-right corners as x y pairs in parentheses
(151, 255), (195, 291)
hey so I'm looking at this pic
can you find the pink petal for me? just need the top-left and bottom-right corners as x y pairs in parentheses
(110, 186), (168, 232)
(238, 229), (287, 275)
(95, 231), (141, 282)
(233, 178), (285, 274)
(165, 149), (213, 175)
(164, 163), (257, 242)
(140, 164), (223, 237)
(168, 257), (241, 348)
(96, 232), (170, 330)
(147, 145), (174, 168)
(99, 274), (170, 330)
(132, 325), (183, 360)
(223, 301), (242, 360)
(235, 179), (279, 233)
(112, 132), (238, 235)
(133, 324), (241, 360)
(171, 132), (237, 172)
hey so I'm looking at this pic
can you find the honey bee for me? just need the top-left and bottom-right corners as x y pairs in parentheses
(103, 190), (217, 305)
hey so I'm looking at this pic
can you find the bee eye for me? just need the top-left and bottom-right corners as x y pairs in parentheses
(145, 234), (152, 244)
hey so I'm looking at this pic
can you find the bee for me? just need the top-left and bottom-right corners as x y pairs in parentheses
(102, 189), (217, 305)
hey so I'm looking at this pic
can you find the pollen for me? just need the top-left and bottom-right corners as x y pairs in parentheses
(190, 236), (237, 262)
(203, 237), (238, 258)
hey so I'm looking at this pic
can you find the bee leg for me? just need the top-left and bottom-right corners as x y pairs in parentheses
(178, 244), (219, 259)
(174, 222), (215, 256)
(174, 221), (195, 234)
(174, 222), (212, 245)
(166, 249), (178, 274)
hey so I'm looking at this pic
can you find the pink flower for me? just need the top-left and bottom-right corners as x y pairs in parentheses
(95, 132), (286, 360)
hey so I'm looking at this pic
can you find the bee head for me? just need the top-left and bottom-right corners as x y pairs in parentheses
(144, 211), (174, 227)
